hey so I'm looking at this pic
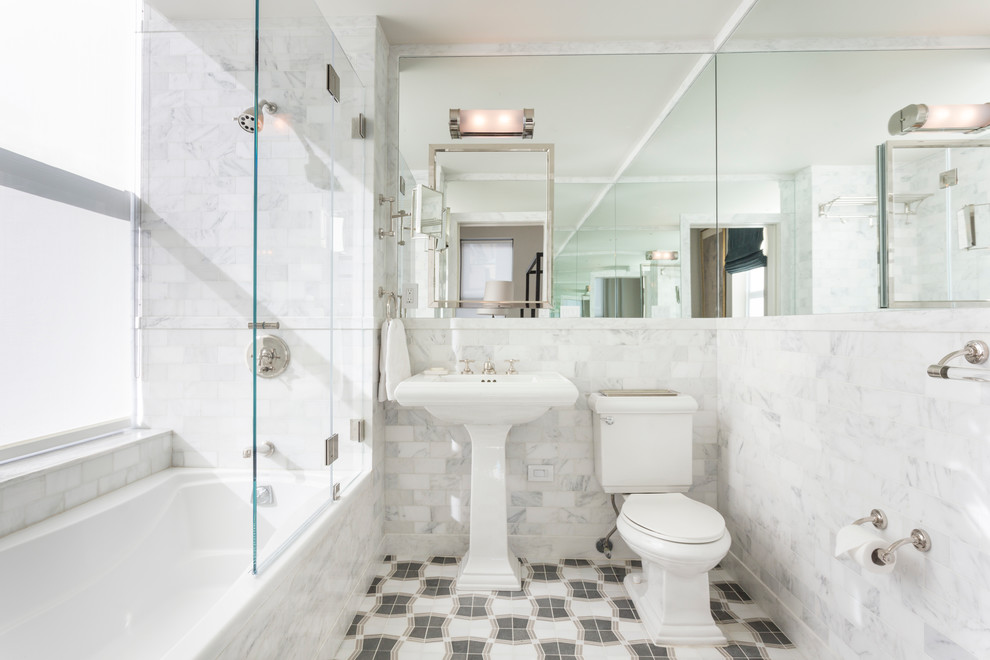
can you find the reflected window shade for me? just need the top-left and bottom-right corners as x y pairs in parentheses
(460, 239), (514, 299)
(724, 228), (767, 274)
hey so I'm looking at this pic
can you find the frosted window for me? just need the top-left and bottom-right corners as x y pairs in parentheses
(731, 267), (766, 318)
(0, 0), (136, 190)
(0, 186), (131, 447)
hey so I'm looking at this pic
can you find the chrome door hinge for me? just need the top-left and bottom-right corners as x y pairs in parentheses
(350, 418), (365, 443)
(326, 64), (340, 102)
(333, 482), (341, 501)
(325, 433), (339, 465)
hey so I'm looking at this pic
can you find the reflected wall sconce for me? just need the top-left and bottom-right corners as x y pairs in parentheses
(450, 108), (534, 139)
(646, 250), (679, 261)
(888, 103), (990, 135)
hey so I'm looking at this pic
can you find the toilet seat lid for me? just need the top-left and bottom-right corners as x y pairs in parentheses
(621, 493), (725, 543)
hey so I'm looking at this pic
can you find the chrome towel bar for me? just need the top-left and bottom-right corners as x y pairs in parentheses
(927, 339), (989, 382)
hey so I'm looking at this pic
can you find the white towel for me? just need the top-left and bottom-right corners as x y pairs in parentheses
(380, 318), (412, 401)
(377, 319), (390, 402)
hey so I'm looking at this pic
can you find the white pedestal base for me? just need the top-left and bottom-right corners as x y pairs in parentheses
(457, 550), (523, 591)
(624, 570), (726, 646)
(456, 424), (521, 592)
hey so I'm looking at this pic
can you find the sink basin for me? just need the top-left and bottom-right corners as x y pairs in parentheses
(394, 372), (578, 425)
(393, 371), (578, 591)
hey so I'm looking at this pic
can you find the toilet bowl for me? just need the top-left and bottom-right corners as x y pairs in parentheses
(589, 391), (731, 646)
(616, 493), (731, 645)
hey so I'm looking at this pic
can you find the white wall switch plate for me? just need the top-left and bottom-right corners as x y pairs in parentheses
(527, 465), (553, 482)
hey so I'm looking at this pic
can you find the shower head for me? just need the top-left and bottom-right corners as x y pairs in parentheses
(235, 99), (278, 133)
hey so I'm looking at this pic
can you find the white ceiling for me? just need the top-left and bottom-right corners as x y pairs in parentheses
(725, 0), (990, 43)
(149, 0), (990, 43)
(314, 0), (745, 46)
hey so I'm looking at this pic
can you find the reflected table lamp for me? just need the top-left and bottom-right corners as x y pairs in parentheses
(482, 280), (514, 317)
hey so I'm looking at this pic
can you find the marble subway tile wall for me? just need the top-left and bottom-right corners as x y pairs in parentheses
(894, 145), (990, 303)
(717, 311), (990, 660)
(384, 318), (718, 560)
(215, 472), (379, 660)
(139, 10), (386, 659)
(139, 10), (367, 470)
(0, 431), (172, 539)
(807, 165), (879, 315)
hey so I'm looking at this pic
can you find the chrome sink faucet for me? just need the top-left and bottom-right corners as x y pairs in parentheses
(482, 359), (497, 375)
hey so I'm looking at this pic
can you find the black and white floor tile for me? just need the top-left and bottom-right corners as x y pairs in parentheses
(335, 557), (805, 660)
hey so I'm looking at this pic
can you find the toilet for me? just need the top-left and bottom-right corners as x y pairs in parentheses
(590, 391), (731, 646)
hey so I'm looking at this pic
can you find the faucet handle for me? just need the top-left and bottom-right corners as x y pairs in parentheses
(505, 359), (519, 375)
(459, 359), (475, 374)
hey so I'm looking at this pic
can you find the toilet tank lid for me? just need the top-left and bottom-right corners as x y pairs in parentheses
(621, 493), (725, 543)
(589, 392), (698, 414)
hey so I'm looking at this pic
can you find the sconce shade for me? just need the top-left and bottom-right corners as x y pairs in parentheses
(450, 109), (534, 139)
(888, 103), (990, 135)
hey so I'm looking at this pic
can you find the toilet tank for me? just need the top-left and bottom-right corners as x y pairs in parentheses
(589, 391), (698, 494)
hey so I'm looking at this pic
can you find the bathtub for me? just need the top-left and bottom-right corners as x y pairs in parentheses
(0, 468), (340, 660)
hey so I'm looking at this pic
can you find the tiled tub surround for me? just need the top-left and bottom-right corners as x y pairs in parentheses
(717, 310), (990, 660)
(138, 9), (370, 470)
(0, 429), (171, 539)
(336, 556), (804, 660)
(384, 318), (718, 560)
(137, 9), (388, 659)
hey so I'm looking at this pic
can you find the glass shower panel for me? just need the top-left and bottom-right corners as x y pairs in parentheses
(252, 1), (365, 572)
(327, 36), (369, 493)
(885, 141), (990, 307)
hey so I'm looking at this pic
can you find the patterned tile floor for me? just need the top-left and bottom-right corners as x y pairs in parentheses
(334, 557), (806, 660)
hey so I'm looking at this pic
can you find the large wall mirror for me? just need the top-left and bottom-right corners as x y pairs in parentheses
(396, 48), (990, 318)
(396, 53), (719, 318)
(715, 48), (990, 316)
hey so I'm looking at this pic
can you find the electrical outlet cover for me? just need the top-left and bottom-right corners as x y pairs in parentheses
(403, 284), (419, 306)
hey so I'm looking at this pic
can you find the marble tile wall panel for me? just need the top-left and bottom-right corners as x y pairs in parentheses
(893, 146), (990, 304)
(139, 10), (386, 658)
(214, 473), (383, 660)
(717, 310), (990, 660)
(809, 166), (878, 315)
(792, 168), (814, 315)
(384, 319), (719, 559)
(139, 11), (371, 472)
(0, 431), (172, 539)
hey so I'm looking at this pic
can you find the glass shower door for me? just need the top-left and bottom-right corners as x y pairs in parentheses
(251, 0), (366, 573)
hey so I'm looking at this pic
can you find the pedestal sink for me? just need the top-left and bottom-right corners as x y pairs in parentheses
(394, 371), (579, 591)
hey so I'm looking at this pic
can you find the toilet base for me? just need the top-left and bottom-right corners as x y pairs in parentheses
(624, 572), (726, 646)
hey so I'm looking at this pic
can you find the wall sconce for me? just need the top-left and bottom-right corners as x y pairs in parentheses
(888, 103), (990, 135)
(646, 250), (679, 261)
(450, 109), (534, 139)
